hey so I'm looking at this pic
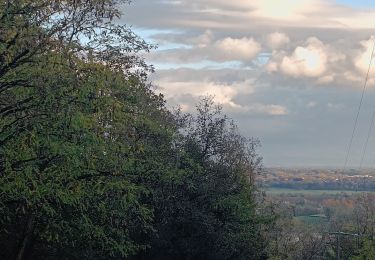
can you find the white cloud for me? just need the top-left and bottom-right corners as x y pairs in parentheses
(266, 61), (279, 73)
(189, 30), (214, 48)
(332, 12), (375, 29)
(250, 0), (320, 21)
(157, 79), (255, 108)
(246, 104), (289, 116)
(307, 101), (317, 108)
(160, 0), (182, 5)
(125, 0), (375, 37)
(327, 103), (344, 110)
(133, 1), (375, 86)
(280, 37), (328, 78)
(354, 37), (375, 75)
(122, 0), (375, 167)
(212, 37), (261, 61)
(266, 36), (348, 84)
(155, 77), (288, 116)
(267, 32), (290, 49)
(317, 74), (334, 84)
(340, 36), (375, 88)
(147, 34), (262, 64)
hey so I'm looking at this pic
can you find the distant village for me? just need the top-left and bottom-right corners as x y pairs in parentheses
(261, 168), (375, 191)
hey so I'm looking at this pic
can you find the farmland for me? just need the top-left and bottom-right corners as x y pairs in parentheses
(265, 187), (366, 195)
(260, 167), (375, 192)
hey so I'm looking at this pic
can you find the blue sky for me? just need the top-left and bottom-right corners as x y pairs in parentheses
(337, 0), (375, 7)
(124, 0), (375, 167)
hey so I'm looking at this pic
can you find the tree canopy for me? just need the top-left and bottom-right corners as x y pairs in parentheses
(0, 1), (268, 259)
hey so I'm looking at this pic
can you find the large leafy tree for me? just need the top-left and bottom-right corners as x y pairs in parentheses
(143, 97), (268, 260)
(0, 1), (269, 259)
(0, 0), (170, 259)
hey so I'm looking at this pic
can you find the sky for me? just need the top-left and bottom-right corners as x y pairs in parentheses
(120, 0), (375, 168)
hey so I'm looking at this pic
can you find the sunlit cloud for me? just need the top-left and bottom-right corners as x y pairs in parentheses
(250, 0), (320, 20)
(157, 79), (255, 109)
(354, 36), (375, 75)
(266, 32), (290, 50)
(281, 38), (327, 78)
(123, 0), (375, 166)
(213, 37), (261, 61)
(146, 34), (261, 64)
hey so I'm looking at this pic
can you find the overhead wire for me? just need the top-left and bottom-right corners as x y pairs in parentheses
(359, 110), (375, 170)
(343, 37), (375, 171)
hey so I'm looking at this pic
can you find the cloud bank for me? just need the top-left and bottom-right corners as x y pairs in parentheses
(123, 0), (375, 167)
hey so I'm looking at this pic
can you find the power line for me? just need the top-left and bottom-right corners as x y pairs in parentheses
(326, 231), (362, 260)
(343, 38), (375, 170)
(359, 110), (375, 169)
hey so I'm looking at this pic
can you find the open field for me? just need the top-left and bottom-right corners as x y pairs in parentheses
(265, 188), (375, 195)
(295, 215), (328, 225)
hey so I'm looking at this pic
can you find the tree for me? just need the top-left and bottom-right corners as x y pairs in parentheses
(0, 1), (271, 259)
(143, 97), (267, 260)
(0, 0), (167, 259)
(352, 239), (375, 260)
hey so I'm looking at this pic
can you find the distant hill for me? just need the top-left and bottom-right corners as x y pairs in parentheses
(260, 168), (375, 191)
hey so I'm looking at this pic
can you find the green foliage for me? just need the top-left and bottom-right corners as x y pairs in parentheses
(142, 98), (267, 259)
(0, 1), (269, 259)
(0, 1), (161, 258)
(0, 52), (162, 259)
(352, 239), (375, 260)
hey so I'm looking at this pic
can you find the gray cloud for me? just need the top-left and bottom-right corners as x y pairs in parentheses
(122, 0), (375, 167)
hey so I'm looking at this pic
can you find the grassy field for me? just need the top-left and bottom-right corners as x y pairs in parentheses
(264, 188), (372, 195)
(295, 215), (328, 225)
